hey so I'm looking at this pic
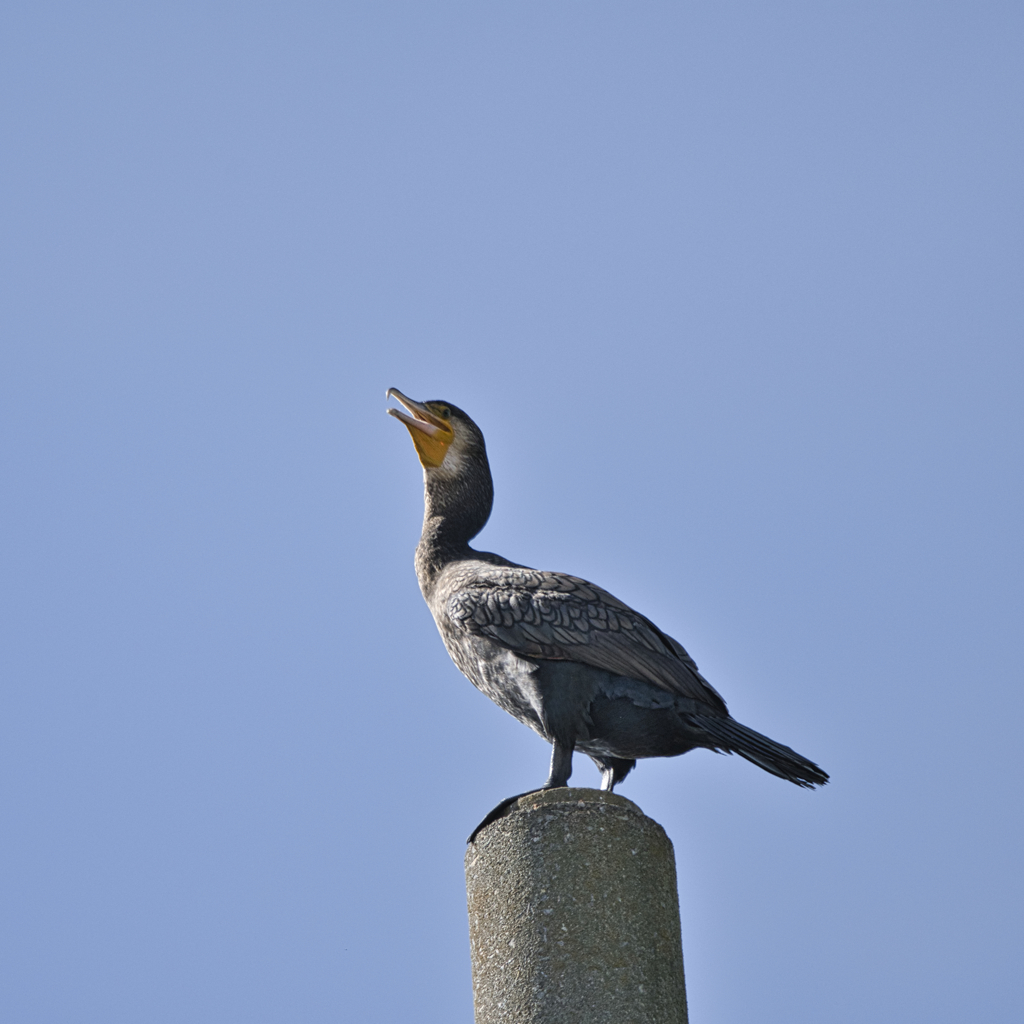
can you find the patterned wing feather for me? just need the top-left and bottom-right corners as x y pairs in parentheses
(446, 566), (727, 712)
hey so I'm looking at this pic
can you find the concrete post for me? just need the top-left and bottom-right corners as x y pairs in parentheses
(465, 787), (688, 1024)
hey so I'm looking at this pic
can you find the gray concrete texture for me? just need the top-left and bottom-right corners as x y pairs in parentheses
(465, 788), (688, 1024)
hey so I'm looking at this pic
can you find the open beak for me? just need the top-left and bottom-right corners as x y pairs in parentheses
(386, 388), (455, 467)
(386, 388), (446, 436)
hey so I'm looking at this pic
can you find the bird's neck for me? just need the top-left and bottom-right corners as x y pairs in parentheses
(415, 465), (493, 589)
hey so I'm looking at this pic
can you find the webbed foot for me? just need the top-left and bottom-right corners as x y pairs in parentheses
(467, 790), (543, 843)
(468, 742), (577, 842)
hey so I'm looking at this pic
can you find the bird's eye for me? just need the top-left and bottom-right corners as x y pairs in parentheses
(439, 406), (451, 419)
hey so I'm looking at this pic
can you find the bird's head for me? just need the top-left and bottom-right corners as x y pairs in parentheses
(386, 388), (486, 477)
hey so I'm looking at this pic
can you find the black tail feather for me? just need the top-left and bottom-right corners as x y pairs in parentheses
(689, 715), (829, 788)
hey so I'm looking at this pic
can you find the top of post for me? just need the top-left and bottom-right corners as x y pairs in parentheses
(470, 786), (658, 843)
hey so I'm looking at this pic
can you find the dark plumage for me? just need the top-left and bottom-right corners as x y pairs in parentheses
(387, 389), (828, 798)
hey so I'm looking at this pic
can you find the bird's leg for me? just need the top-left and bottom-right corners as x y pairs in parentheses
(595, 756), (636, 793)
(544, 739), (574, 789)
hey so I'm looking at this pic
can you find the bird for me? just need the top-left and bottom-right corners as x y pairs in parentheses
(387, 388), (828, 814)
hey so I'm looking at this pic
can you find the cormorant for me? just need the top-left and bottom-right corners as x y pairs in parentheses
(387, 388), (828, 804)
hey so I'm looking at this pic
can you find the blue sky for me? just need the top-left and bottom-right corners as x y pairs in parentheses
(1, 3), (1022, 1022)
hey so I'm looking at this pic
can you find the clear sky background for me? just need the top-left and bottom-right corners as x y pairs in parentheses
(2, 3), (1021, 1022)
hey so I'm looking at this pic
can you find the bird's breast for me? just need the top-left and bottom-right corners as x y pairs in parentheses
(437, 626), (550, 739)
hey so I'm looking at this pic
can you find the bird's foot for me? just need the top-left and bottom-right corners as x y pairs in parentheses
(467, 786), (567, 843)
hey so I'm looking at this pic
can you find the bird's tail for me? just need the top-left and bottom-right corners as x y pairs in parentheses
(689, 715), (829, 788)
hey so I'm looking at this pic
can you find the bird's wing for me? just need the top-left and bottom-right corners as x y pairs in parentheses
(445, 565), (727, 712)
